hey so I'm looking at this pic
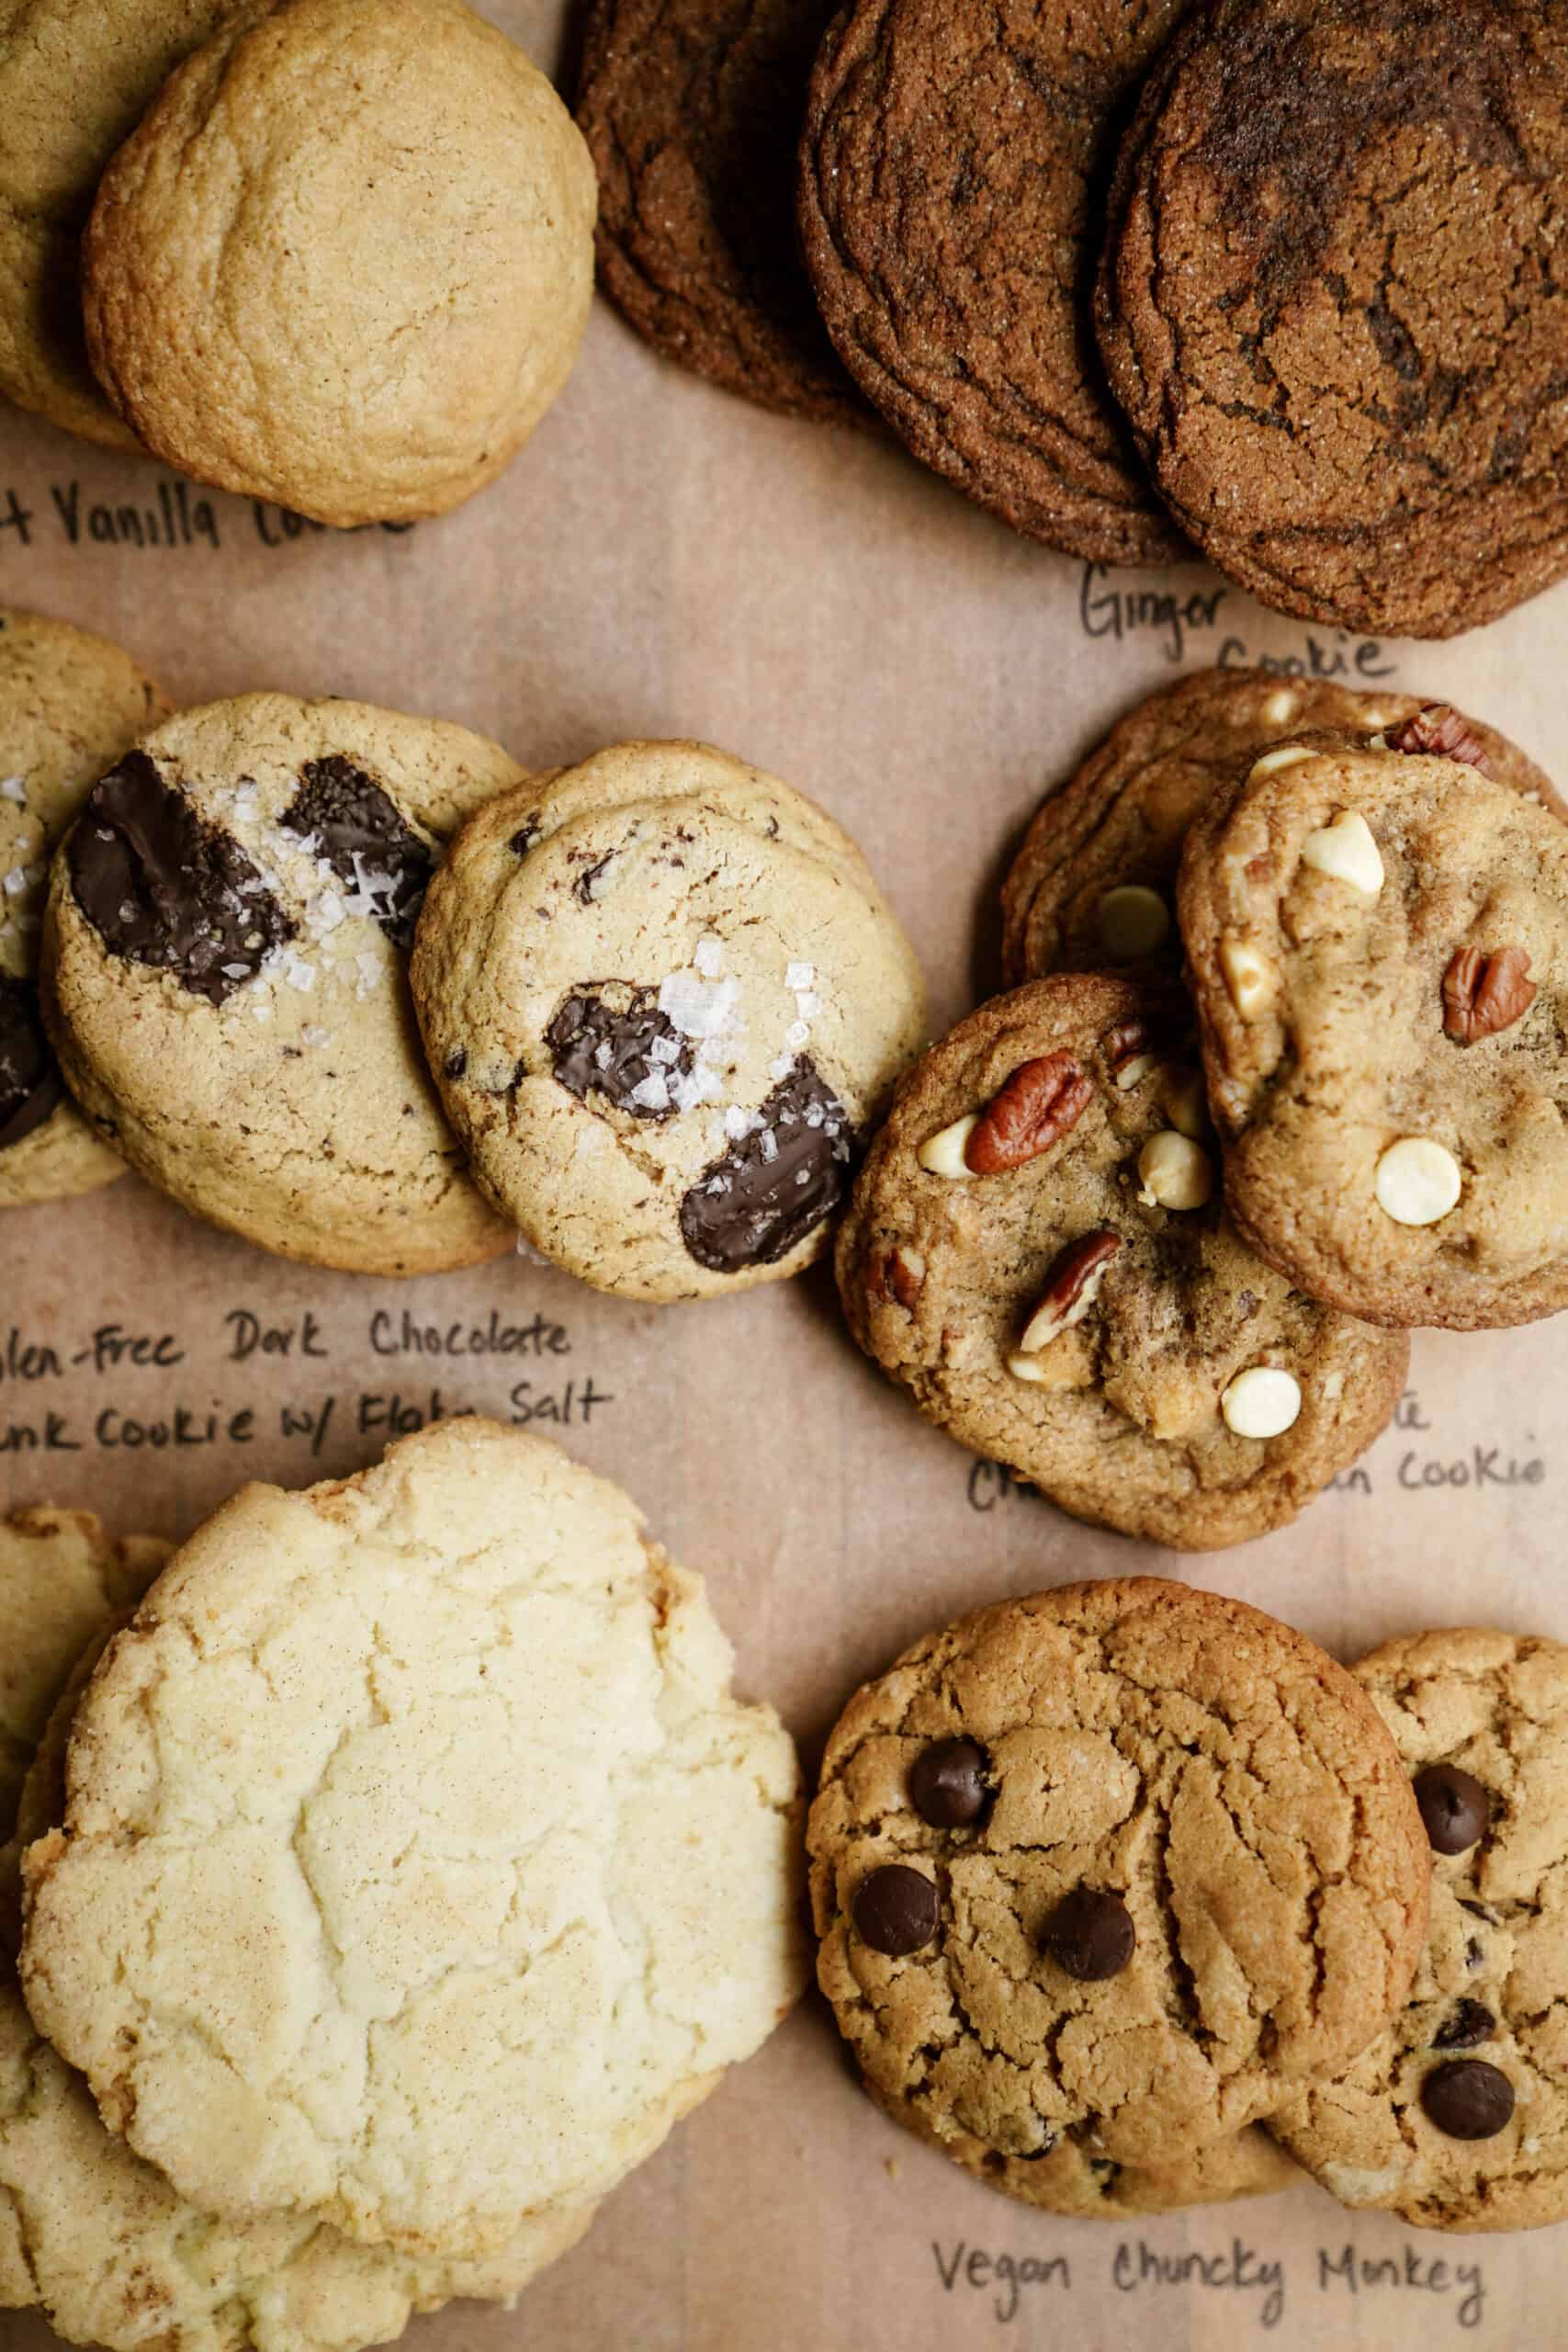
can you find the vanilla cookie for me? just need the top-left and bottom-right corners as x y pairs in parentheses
(412, 741), (927, 1301)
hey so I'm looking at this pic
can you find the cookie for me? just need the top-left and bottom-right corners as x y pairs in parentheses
(797, 0), (1190, 563)
(809, 1577), (1430, 2174)
(0, 609), (167, 1207)
(1000, 669), (1561, 987)
(81, 0), (597, 526)
(20, 1419), (806, 2259)
(41, 692), (521, 1275)
(0, 1594), (597, 2346)
(835, 973), (1407, 1549)
(412, 741), (927, 1302)
(0, 0), (244, 447)
(1179, 728), (1568, 1328)
(576, 0), (863, 424)
(1269, 1629), (1568, 2233)
(1095, 0), (1568, 638)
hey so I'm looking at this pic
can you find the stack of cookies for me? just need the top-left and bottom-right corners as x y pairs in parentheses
(0, 1421), (806, 2352)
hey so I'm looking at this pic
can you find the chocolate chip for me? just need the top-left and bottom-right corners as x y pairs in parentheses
(69, 752), (295, 1005)
(1421, 2059), (1515, 2141)
(680, 1057), (854, 1272)
(510, 820), (541, 856)
(0, 975), (62, 1150)
(280, 756), (433, 946)
(1433, 2000), (1495, 2051)
(909, 1737), (990, 1828)
(1414, 1763), (1490, 1855)
(1044, 1888), (1136, 1981)
(572, 850), (615, 905)
(852, 1864), (940, 1957)
(546, 984), (694, 1118)
(444, 1048), (468, 1080)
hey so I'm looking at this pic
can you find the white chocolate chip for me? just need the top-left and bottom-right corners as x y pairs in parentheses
(1301, 808), (1384, 897)
(1136, 1131), (1214, 1212)
(1160, 1066), (1208, 1140)
(1219, 935), (1275, 1020)
(917, 1114), (978, 1179)
(1113, 1052), (1159, 1092)
(1222, 1365), (1303, 1439)
(1097, 884), (1170, 962)
(1260, 691), (1301, 727)
(1375, 1137), (1462, 1227)
(1249, 745), (1316, 780)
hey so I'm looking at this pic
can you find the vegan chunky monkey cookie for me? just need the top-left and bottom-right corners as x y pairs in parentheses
(1179, 727), (1568, 1328)
(412, 741), (926, 1301)
(810, 1578), (1429, 2177)
(42, 693), (521, 1274)
(836, 973), (1407, 1548)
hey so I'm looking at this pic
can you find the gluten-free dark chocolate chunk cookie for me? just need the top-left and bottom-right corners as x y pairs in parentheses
(797, 0), (1190, 562)
(576, 0), (864, 424)
(1096, 0), (1568, 638)
(1000, 668), (1561, 986)
(810, 1579), (1429, 2186)
(1270, 1630), (1568, 2233)
(412, 741), (926, 1302)
(1179, 731), (1568, 1328)
(836, 972), (1407, 1548)
(42, 693), (521, 1274)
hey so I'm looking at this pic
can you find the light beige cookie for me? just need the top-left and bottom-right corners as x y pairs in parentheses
(20, 1419), (807, 2260)
(412, 741), (928, 1301)
(0, 607), (166, 1207)
(81, 0), (597, 526)
(42, 692), (521, 1274)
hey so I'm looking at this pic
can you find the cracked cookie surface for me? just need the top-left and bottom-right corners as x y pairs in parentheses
(1269, 1629), (1568, 2233)
(19, 1419), (806, 2260)
(835, 974), (1407, 1548)
(1000, 667), (1560, 987)
(1179, 734), (1568, 1328)
(797, 0), (1190, 562)
(42, 692), (522, 1275)
(809, 1578), (1430, 2177)
(1095, 0), (1568, 638)
(412, 740), (926, 1301)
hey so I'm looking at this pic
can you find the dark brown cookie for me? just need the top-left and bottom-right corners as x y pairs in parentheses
(798, 0), (1190, 563)
(1096, 0), (1568, 639)
(575, 0), (865, 424)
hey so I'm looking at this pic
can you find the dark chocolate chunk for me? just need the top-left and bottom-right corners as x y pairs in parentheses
(1044, 1888), (1136, 1982)
(1433, 2000), (1495, 2051)
(69, 752), (295, 1006)
(281, 756), (433, 946)
(546, 984), (694, 1118)
(1421, 2059), (1516, 2141)
(445, 1048), (468, 1080)
(0, 975), (62, 1150)
(679, 1056), (853, 1272)
(510, 820), (541, 856)
(909, 1737), (991, 1829)
(1415, 1763), (1490, 1855)
(851, 1864), (940, 1957)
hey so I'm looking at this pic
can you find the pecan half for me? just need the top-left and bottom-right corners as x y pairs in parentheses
(965, 1053), (1093, 1173)
(1019, 1230), (1121, 1352)
(1442, 946), (1537, 1043)
(866, 1244), (925, 1312)
(1388, 706), (1493, 776)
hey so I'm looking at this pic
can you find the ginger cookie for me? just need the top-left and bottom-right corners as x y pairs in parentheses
(577, 0), (864, 424)
(836, 973), (1407, 1549)
(797, 0), (1190, 563)
(1000, 667), (1560, 986)
(1179, 727), (1568, 1328)
(810, 1578), (1430, 2174)
(1096, 0), (1568, 638)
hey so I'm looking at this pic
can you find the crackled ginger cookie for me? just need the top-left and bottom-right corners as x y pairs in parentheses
(1000, 668), (1560, 986)
(0, 1568), (597, 2349)
(82, 0), (597, 526)
(836, 974), (1407, 1549)
(42, 693), (521, 1275)
(1269, 1630), (1568, 2233)
(809, 1578), (1430, 2179)
(20, 1419), (806, 2261)
(1179, 727), (1568, 1329)
(412, 741), (927, 1302)
(0, 608), (167, 1208)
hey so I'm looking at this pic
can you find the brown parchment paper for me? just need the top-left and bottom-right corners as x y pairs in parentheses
(3, 6), (1568, 2343)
